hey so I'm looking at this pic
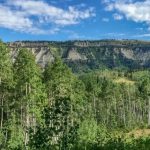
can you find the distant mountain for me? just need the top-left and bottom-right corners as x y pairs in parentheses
(7, 40), (150, 72)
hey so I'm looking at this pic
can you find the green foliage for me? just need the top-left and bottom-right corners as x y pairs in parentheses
(0, 129), (5, 149)
(0, 41), (14, 149)
(77, 118), (98, 148)
(96, 135), (150, 150)
(0, 41), (13, 86)
(14, 48), (47, 122)
(7, 115), (24, 150)
(0, 41), (150, 149)
(137, 76), (150, 98)
(29, 58), (85, 149)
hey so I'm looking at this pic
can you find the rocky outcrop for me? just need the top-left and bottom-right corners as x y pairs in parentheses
(7, 40), (150, 71)
(8, 41), (54, 67)
(67, 48), (87, 61)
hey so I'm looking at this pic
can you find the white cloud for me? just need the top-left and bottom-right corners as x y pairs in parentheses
(106, 32), (125, 37)
(9, 0), (95, 25)
(113, 13), (123, 20)
(136, 27), (143, 31)
(135, 34), (150, 37)
(0, 5), (33, 31)
(104, 0), (150, 28)
(0, 0), (95, 34)
(102, 18), (109, 22)
(105, 4), (114, 11)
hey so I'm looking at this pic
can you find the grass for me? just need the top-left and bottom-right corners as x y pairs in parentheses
(126, 129), (150, 138)
(114, 77), (135, 85)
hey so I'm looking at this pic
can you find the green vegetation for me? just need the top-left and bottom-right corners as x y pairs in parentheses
(0, 40), (150, 149)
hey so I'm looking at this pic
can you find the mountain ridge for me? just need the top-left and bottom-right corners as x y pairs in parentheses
(7, 40), (150, 72)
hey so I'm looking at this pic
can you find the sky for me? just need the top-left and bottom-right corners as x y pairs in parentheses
(0, 0), (150, 41)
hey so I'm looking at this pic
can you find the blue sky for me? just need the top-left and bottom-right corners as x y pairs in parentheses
(0, 0), (150, 41)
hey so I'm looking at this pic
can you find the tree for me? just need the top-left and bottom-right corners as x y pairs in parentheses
(7, 114), (24, 150)
(30, 58), (85, 149)
(0, 41), (14, 149)
(137, 77), (150, 125)
(13, 48), (47, 147)
(76, 118), (98, 149)
(0, 41), (13, 129)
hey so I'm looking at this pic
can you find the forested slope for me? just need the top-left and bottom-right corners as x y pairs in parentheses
(0, 40), (150, 149)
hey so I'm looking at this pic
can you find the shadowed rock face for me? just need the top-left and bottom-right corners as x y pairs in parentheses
(7, 40), (150, 71)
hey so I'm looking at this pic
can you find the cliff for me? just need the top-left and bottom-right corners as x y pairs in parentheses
(7, 40), (150, 72)
(8, 41), (54, 68)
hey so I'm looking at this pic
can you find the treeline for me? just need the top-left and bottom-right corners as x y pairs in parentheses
(0, 41), (150, 149)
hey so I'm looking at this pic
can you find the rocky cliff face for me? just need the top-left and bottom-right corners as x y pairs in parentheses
(7, 40), (150, 72)
(8, 41), (54, 68)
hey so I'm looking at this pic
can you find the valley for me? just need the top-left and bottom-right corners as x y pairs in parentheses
(0, 40), (150, 149)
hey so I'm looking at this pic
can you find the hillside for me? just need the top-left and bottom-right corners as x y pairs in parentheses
(8, 40), (150, 72)
(1, 40), (150, 149)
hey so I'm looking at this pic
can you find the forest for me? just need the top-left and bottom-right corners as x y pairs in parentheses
(0, 40), (150, 150)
